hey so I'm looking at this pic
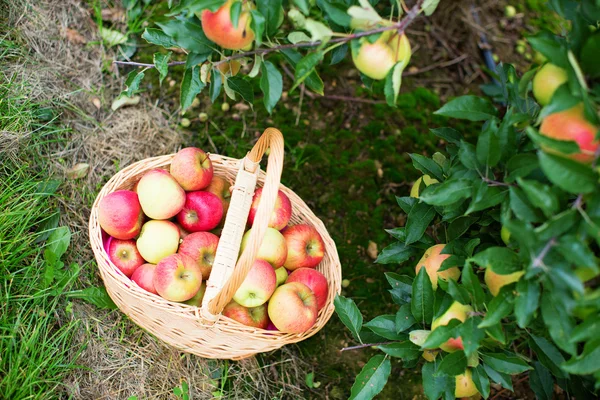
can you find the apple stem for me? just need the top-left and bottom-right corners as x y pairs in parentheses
(340, 341), (396, 352)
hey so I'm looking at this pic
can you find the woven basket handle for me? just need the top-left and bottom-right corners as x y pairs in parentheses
(202, 127), (284, 316)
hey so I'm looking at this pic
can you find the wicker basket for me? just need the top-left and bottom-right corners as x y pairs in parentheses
(89, 128), (342, 359)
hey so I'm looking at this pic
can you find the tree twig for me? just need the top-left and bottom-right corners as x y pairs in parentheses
(340, 341), (395, 352)
(532, 238), (556, 269)
(113, 60), (186, 68)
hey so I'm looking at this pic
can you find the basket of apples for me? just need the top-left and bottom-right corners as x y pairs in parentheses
(89, 128), (341, 359)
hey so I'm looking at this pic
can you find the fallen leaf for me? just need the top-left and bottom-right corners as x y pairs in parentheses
(64, 28), (86, 45)
(98, 26), (127, 48)
(91, 97), (101, 109)
(233, 102), (250, 111)
(66, 163), (90, 179)
(101, 8), (125, 23)
(111, 95), (140, 111)
(367, 241), (378, 260)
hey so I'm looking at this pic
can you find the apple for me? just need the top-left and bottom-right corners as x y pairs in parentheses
(504, 5), (516, 18)
(275, 267), (288, 287)
(176, 191), (223, 232)
(455, 369), (479, 398)
(131, 263), (158, 295)
(352, 32), (411, 80)
(282, 224), (325, 270)
(98, 190), (143, 239)
(539, 104), (599, 163)
(136, 220), (180, 264)
(415, 244), (461, 290)
(431, 301), (472, 353)
(247, 188), (292, 231)
(200, 0), (255, 50)
(484, 267), (524, 296)
(205, 176), (232, 217)
(183, 282), (207, 306)
(500, 226), (511, 245)
(222, 300), (269, 329)
(410, 175), (439, 198)
(287, 268), (329, 310)
(268, 282), (318, 333)
(137, 169), (186, 219)
(266, 321), (279, 331)
(170, 147), (213, 191)
(178, 232), (219, 280)
(107, 238), (145, 277)
(240, 227), (287, 268)
(532, 63), (568, 106)
(153, 253), (202, 302)
(233, 259), (277, 307)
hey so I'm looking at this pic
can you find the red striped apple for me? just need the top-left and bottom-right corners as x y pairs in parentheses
(178, 232), (219, 280)
(431, 301), (472, 353)
(183, 282), (207, 306)
(153, 253), (202, 302)
(223, 300), (269, 329)
(287, 268), (328, 310)
(176, 191), (223, 232)
(268, 282), (318, 333)
(170, 147), (214, 191)
(107, 238), (144, 277)
(484, 267), (524, 296)
(248, 188), (292, 231)
(415, 244), (460, 290)
(131, 263), (158, 295)
(136, 220), (180, 264)
(240, 227), (287, 268)
(233, 260), (276, 307)
(98, 190), (143, 239)
(137, 169), (186, 219)
(282, 224), (325, 270)
(201, 0), (255, 50)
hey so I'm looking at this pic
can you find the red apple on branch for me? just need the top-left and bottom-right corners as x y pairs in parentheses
(201, 0), (255, 50)
(415, 244), (460, 290)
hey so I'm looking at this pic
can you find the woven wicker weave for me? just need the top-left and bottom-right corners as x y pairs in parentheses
(89, 128), (342, 359)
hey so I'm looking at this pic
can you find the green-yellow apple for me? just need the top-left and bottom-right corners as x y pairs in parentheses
(532, 63), (568, 106)
(352, 32), (411, 80)
(539, 104), (599, 163)
(183, 282), (207, 306)
(410, 175), (439, 198)
(282, 224), (325, 270)
(268, 282), (318, 333)
(136, 220), (180, 264)
(484, 267), (524, 296)
(240, 227), (287, 268)
(222, 300), (269, 329)
(169, 147), (214, 191)
(415, 244), (461, 290)
(131, 263), (158, 295)
(153, 253), (202, 302)
(233, 259), (277, 307)
(247, 188), (292, 231)
(201, 0), (255, 50)
(431, 301), (472, 352)
(107, 238), (144, 277)
(275, 267), (288, 286)
(205, 176), (232, 217)
(178, 232), (219, 280)
(137, 169), (186, 219)
(455, 369), (479, 397)
(287, 268), (329, 310)
(501, 226), (511, 245)
(176, 191), (223, 232)
(98, 190), (144, 239)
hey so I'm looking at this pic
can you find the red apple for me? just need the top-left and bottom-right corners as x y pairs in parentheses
(137, 169), (186, 219)
(233, 259), (277, 307)
(240, 227), (287, 268)
(107, 238), (145, 277)
(283, 224), (325, 270)
(222, 300), (269, 329)
(176, 191), (223, 232)
(247, 188), (292, 231)
(268, 282), (318, 333)
(415, 244), (461, 290)
(178, 232), (219, 280)
(136, 220), (180, 264)
(201, 0), (255, 50)
(287, 268), (329, 311)
(153, 254), (203, 302)
(131, 263), (158, 295)
(170, 147), (214, 191)
(205, 176), (231, 217)
(183, 282), (207, 306)
(98, 190), (144, 239)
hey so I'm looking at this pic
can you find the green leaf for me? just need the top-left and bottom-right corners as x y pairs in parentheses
(291, 52), (323, 92)
(317, 0), (351, 27)
(123, 70), (145, 97)
(180, 66), (205, 111)
(395, 304), (416, 333)
(506, 154), (539, 183)
(514, 279), (540, 328)
(480, 353), (532, 374)
(46, 226), (71, 260)
(447, 280), (470, 305)
(434, 95), (497, 121)
(469, 247), (521, 274)
(526, 127), (580, 155)
(349, 355), (391, 400)
(375, 242), (417, 264)
(430, 127), (461, 145)
(462, 263), (485, 309)
(256, 0), (282, 36)
(447, 216), (479, 241)
(509, 186), (543, 223)
(386, 273), (413, 305)
(378, 341), (420, 360)
(411, 267), (434, 325)
(227, 76), (254, 103)
(154, 52), (171, 84)
(423, 0), (441, 16)
(476, 123), (500, 167)
(541, 292), (576, 355)
(36, 211), (60, 244)
(98, 27), (127, 47)
(419, 179), (472, 206)
(185, 52), (208, 69)
(529, 334), (567, 379)
(209, 68), (222, 103)
(557, 235), (597, 269)
(478, 290), (514, 329)
(229, 0), (242, 28)
(396, 196), (418, 214)
(529, 362), (554, 400)
(421, 319), (461, 349)
(67, 286), (117, 310)
(167, 0), (226, 15)
(259, 61), (282, 114)
(581, 32), (600, 78)
(465, 182), (507, 214)
(142, 28), (178, 48)
(472, 365), (491, 399)
(250, 10), (266, 46)
(516, 178), (559, 217)
(293, 0), (310, 15)
(562, 340), (600, 375)
(458, 141), (480, 170)
(527, 33), (568, 68)
(459, 317), (485, 357)
(409, 154), (444, 182)
(571, 318), (600, 343)
(156, 18), (212, 54)
(422, 362), (453, 400)
(384, 62), (405, 107)
(280, 48), (324, 95)
(538, 151), (597, 194)
(483, 364), (513, 391)
(436, 351), (468, 376)
(330, 43), (348, 65)
(334, 295), (363, 342)
(404, 202), (436, 245)
(364, 315), (406, 340)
